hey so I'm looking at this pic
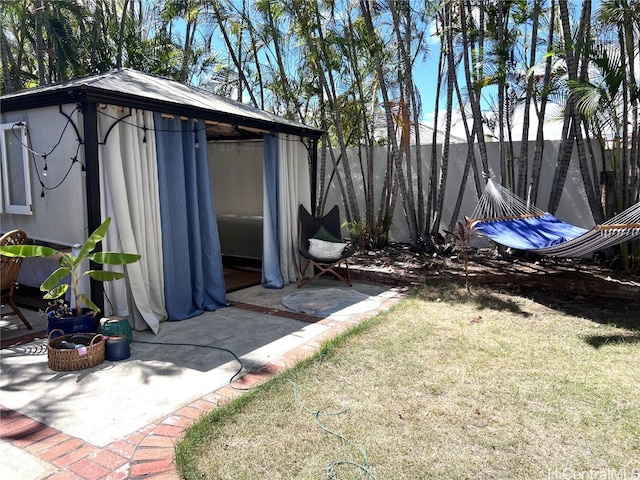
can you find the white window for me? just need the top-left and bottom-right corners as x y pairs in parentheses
(0, 122), (32, 215)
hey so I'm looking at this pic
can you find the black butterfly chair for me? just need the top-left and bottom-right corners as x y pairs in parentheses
(297, 205), (355, 288)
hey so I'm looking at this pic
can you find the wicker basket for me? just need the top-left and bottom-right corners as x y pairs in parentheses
(47, 329), (106, 372)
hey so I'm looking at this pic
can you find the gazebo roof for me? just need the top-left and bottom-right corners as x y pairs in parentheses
(1, 68), (323, 140)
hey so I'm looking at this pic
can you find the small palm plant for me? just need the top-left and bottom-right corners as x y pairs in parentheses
(0, 217), (140, 317)
(445, 218), (480, 292)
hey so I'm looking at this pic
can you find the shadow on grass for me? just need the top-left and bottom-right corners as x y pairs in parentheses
(416, 280), (531, 317)
(471, 291), (531, 316)
(517, 285), (640, 332)
(417, 279), (640, 332)
(584, 333), (640, 349)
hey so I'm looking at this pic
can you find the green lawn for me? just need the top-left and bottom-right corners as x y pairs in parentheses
(176, 282), (640, 479)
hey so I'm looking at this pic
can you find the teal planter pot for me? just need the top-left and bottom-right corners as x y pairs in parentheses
(99, 316), (133, 345)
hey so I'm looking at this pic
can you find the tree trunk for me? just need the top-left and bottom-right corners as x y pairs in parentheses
(33, 0), (46, 85)
(116, 0), (131, 69)
(549, 1), (602, 222)
(431, 0), (455, 237)
(344, 11), (376, 231)
(460, 0), (490, 180)
(529, 0), (556, 206)
(426, 15), (445, 236)
(360, 0), (419, 244)
(548, 0), (580, 214)
(1, 27), (19, 92)
(517, 0), (541, 197)
(244, 0), (265, 110)
(390, 0), (425, 239)
(263, 2), (301, 118)
(290, 2), (360, 221)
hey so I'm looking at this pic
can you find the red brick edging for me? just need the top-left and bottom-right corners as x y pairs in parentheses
(1, 283), (409, 479)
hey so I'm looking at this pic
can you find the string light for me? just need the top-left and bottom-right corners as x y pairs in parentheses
(96, 108), (310, 146)
(11, 106), (84, 198)
(94, 109), (315, 145)
(15, 106), (311, 200)
(21, 123), (84, 198)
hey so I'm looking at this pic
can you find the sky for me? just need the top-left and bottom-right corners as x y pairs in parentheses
(166, 1), (442, 123)
(416, 1), (604, 141)
(168, 1), (599, 141)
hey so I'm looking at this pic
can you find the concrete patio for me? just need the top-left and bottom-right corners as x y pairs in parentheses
(0, 278), (410, 479)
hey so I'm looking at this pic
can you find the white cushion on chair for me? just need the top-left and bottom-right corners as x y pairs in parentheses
(308, 238), (347, 260)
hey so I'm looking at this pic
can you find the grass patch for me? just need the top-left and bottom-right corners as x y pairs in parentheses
(176, 281), (640, 479)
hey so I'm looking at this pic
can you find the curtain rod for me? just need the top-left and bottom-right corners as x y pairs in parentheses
(204, 119), (269, 134)
(161, 113), (196, 121)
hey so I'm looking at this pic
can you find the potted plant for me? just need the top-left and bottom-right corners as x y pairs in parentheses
(0, 217), (141, 334)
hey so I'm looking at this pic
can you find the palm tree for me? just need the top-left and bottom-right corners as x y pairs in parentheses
(1, 1), (28, 92)
(207, 0), (261, 108)
(516, 0), (542, 198)
(389, 0), (428, 239)
(529, 0), (557, 206)
(548, 0), (602, 223)
(595, 0), (640, 210)
(359, 0), (420, 245)
(33, 0), (46, 84)
(572, 0), (640, 268)
(459, 0), (490, 183)
(430, 0), (455, 238)
(291, 1), (361, 222)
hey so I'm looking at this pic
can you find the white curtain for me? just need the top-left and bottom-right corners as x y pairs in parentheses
(97, 106), (166, 333)
(278, 134), (311, 284)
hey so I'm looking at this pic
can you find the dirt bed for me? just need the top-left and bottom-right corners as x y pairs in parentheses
(349, 243), (640, 307)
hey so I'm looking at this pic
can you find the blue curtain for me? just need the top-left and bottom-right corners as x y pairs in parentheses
(154, 114), (227, 319)
(262, 133), (284, 288)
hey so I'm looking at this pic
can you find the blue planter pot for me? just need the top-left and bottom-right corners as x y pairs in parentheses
(46, 309), (99, 335)
(105, 335), (131, 361)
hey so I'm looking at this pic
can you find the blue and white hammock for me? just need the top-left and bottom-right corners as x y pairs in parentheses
(468, 180), (640, 258)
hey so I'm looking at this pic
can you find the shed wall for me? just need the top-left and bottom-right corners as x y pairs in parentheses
(0, 105), (87, 246)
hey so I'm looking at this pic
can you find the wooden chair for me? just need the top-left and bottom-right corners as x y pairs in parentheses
(297, 205), (355, 288)
(1, 229), (32, 329)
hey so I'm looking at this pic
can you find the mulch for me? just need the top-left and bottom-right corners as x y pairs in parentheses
(347, 243), (640, 303)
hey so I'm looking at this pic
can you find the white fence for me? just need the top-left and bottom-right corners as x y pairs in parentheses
(323, 140), (602, 243)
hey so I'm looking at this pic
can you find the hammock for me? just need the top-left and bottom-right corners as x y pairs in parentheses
(468, 179), (640, 258)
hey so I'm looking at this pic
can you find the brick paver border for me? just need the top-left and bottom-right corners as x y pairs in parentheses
(1, 278), (410, 479)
